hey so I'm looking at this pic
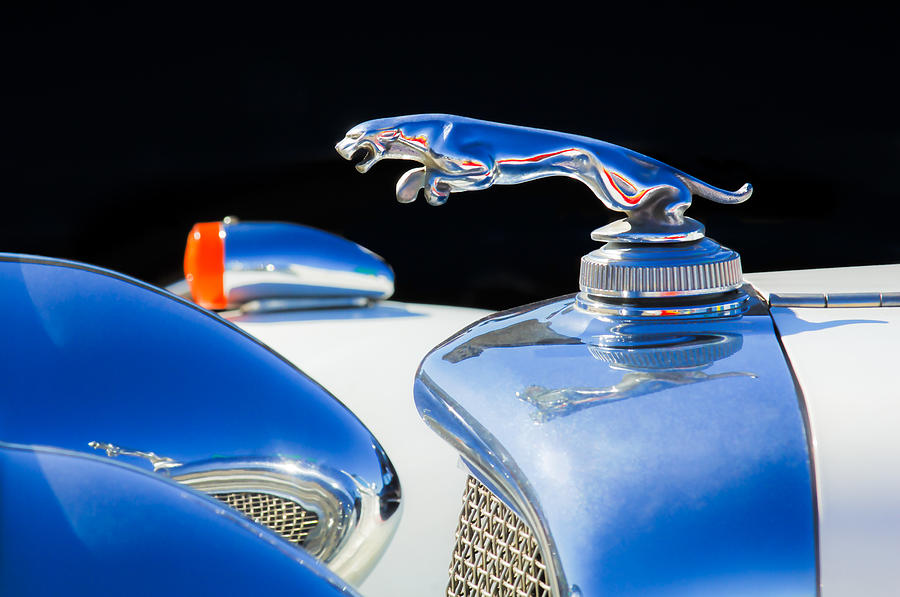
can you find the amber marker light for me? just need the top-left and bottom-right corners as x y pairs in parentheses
(184, 221), (227, 310)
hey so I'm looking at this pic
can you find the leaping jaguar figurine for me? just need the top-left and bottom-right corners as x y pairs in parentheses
(336, 114), (752, 242)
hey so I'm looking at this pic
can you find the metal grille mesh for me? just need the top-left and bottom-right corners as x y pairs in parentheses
(448, 476), (552, 597)
(212, 492), (318, 545)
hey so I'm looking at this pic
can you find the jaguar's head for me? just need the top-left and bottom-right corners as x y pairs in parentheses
(335, 116), (442, 173)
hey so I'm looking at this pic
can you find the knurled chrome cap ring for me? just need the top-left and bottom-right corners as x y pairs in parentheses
(579, 238), (743, 298)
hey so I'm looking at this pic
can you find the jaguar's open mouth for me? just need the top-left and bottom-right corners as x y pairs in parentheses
(352, 142), (380, 173)
(336, 135), (381, 173)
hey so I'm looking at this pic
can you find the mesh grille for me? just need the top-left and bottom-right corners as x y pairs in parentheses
(213, 492), (318, 545)
(448, 476), (552, 597)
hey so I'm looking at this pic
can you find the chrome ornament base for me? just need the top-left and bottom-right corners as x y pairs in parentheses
(591, 218), (706, 243)
(575, 289), (749, 318)
(591, 216), (706, 244)
(579, 238), (744, 299)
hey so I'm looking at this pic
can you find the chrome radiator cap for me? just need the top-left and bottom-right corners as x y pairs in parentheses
(579, 238), (743, 298)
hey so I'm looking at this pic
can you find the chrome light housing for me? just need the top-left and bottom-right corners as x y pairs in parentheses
(182, 219), (394, 312)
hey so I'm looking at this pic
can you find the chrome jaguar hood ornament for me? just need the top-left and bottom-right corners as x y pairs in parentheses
(336, 114), (751, 243)
(338, 114), (754, 317)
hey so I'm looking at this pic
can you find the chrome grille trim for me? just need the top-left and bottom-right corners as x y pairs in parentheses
(212, 491), (319, 546)
(448, 476), (552, 597)
(173, 460), (402, 585)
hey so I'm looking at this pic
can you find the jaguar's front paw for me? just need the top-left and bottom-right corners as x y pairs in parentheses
(396, 167), (426, 203)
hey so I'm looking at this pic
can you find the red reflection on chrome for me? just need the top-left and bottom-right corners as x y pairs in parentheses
(602, 167), (649, 205)
(398, 131), (428, 150)
(497, 148), (578, 164)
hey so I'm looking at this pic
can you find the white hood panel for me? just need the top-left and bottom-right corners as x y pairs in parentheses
(746, 263), (900, 300)
(771, 305), (900, 596)
(230, 301), (490, 596)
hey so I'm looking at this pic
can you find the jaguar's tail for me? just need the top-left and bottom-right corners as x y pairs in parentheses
(676, 173), (753, 205)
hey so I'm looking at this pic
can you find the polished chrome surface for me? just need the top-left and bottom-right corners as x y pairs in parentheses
(337, 114), (751, 304)
(579, 238), (743, 298)
(575, 290), (749, 318)
(336, 114), (750, 242)
(0, 254), (401, 586)
(448, 475), (552, 597)
(239, 296), (369, 314)
(769, 291), (900, 308)
(173, 459), (352, 562)
(182, 220), (394, 311)
(213, 492), (319, 545)
(222, 221), (394, 308)
(88, 440), (182, 472)
(827, 292), (884, 307)
(171, 456), (400, 580)
(415, 293), (816, 596)
(768, 293), (828, 308)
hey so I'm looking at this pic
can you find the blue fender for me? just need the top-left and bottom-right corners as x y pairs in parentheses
(0, 253), (400, 583)
(0, 443), (360, 596)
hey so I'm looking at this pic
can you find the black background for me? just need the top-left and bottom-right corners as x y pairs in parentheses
(3, 8), (898, 310)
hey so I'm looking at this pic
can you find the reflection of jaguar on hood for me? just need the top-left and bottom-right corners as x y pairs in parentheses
(336, 114), (752, 241)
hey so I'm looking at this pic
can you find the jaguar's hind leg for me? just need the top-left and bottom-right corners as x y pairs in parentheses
(423, 172), (452, 206)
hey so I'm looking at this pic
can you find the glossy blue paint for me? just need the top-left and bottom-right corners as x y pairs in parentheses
(416, 294), (816, 596)
(0, 443), (359, 596)
(0, 253), (400, 578)
(224, 221), (394, 300)
(0, 253), (384, 483)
